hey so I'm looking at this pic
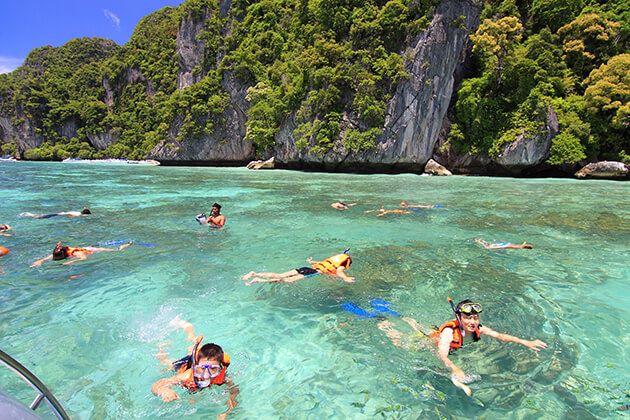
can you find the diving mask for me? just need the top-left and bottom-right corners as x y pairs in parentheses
(459, 302), (483, 315)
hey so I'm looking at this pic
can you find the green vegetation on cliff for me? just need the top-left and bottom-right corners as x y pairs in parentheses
(450, 0), (629, 165)
(0, 0), (627, 166)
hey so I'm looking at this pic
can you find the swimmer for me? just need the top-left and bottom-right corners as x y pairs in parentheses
(0, 224), (11, 237)
(331, 201), (356, 211)
(30, 241), (132, 267)
(241, 250), (354, 285)
(20, 207), (92, 219)
(475, 239), (533, 250)
(400, 201), (438, 209)
(365, 206), (411, 217)
(197, 203), (225, 228)
(378, 299), (547, 396)
(152, 318), (239, 419)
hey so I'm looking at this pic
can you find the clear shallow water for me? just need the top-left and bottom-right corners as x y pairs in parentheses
(0, 162), (628, 419)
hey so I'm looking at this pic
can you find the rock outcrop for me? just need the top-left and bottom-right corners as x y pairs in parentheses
(494, 106), (559, 173)
(0, 113), (44, 154)
(87, 130), (120, 150)
(246, 156), (275, 170)
(424, 159), (452, 176)
(575, 161), (629, 179)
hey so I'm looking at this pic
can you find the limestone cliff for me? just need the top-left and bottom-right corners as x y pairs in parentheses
(272, 0), (480, 172)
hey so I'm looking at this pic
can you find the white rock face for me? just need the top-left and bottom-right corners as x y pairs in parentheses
(424, 159), (452, 176)
(575, 161), (629, 179)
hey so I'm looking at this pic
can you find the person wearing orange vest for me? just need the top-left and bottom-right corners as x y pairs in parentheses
(30, 241), (132, 267)
(241, 250), (354, 285)
(152, 318), (239, 419)
(378, 299), (547, 396)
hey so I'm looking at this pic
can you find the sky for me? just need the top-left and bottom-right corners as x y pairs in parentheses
(0, 1), (185, 74)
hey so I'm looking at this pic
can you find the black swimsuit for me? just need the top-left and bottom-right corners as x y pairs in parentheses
(296, 267), (319, 276)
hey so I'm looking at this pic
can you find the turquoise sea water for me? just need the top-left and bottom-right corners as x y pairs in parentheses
(0, 162), (628, 419)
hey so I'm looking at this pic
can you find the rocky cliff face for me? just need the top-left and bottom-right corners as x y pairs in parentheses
(149, 70), (253, 163)
(149, 2), (253, 163)
(0, 112), (44, 154)
(272, 0), (480, 171)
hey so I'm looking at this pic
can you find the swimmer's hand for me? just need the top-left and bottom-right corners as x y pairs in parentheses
(450, 368), (473, 396)
(523, 339), (547, 352)
(159, 388), (179, 402)
(451, 376), (472, 397)
(343, 276), (355, 283)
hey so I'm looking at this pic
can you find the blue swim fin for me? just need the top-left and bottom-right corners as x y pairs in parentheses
(369, 298), (401, 317)
(341, 303), (379, 319)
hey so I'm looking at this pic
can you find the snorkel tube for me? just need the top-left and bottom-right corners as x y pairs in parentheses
(448, 296), (464, 333)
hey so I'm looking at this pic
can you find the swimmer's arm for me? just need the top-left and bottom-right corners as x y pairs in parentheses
(151, 372), (186, 402)
(437, 329), (472, 396)
(437, 329), (464, 377)
(209, 215), (225, 227)
(335, 266), (355, 283)
(31, 255), (53, 267)
(63, 254), (87, 265)
(474, 239), (492, 249)
(171, 318), (196, 342)
(58, 211), (81, 217)
(218, 377), (239, 419)
(480, 325), (547, 351)
(0, 232), (11, 237)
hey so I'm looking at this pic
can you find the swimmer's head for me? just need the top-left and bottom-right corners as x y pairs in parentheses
(455, 299), (483, 315)
(523, 244), (533, 249)
(52, 242), (69, 260)
(0, 224), (9, 231)
(81, 208), (91, 215)
(197, 343), (224, 366)
(400, 201), (408, 207)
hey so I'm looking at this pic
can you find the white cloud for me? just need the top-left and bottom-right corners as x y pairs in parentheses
(0, 56), (24, 74)
(103, 9), (120, 29)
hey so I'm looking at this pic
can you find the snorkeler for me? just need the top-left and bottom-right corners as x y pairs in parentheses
(331, 201), (356, 211)
(20, 207), (92, 219)
(475, 239), (533, 249)
(378, 298), (547, 396)
(152, 318), (239, 419)
(365, 206), (412, 217)
(196, 203), (226, 228)
(241, 250), (354, 285)
(30, 241), (132, 267)
(0, 224), (11, 237)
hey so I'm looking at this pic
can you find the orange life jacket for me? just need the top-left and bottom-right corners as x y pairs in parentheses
(67, 247), (93, 256)
(432, 319), (480, 352)
(179, 336), (231, 393)
(311, 254), (352, 275)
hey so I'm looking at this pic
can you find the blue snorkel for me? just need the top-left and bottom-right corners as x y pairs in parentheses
(448, 297), (464, 333)
(343, 248), (350, 254)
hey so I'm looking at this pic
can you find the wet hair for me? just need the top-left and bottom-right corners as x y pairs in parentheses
(454, 299), (473, 314)
(198, 343), (224, 364)
(52, 243), (69, 260)
(0, 224), (8, 231)
(212, 203), (221, 210)
(81, 208), (91, 215)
